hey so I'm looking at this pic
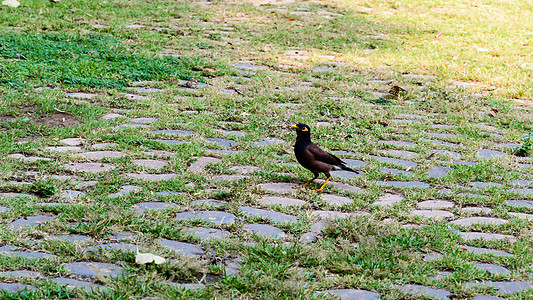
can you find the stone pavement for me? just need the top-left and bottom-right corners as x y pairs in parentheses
(1, 0), (533, 299)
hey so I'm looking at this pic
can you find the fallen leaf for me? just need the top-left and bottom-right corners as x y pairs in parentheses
(136, 250), (166, 265)
(287, 18), (295, 21)
(2, 0), (20, 7)
(459, 247), (468, 252)
(69, 8), (77, 13)
(49, 0), (61, 2)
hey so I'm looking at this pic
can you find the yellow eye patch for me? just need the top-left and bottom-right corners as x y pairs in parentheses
(301, 127), (309, 131)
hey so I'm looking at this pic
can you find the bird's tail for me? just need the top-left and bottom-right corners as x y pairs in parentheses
(340, 164), (358, 173)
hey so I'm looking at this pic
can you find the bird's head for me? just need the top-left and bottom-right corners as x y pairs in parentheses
(291, 123), (311, 138)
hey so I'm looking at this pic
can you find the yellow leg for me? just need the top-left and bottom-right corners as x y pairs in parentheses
(314, 177), (331, 192)
(295, 174), (318, 189)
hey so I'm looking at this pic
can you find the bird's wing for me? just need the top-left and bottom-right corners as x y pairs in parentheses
(306, 143), (344, 166)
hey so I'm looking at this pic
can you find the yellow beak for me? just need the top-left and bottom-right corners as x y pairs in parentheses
(291, 124), (299, 129)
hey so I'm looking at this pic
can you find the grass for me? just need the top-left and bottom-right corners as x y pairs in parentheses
(0, 0), (532, 299)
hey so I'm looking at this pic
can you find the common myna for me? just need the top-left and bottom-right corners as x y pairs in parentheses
(291, 123), (357, 191)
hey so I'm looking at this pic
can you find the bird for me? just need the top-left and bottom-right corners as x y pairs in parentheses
(291, 123), (358, 191)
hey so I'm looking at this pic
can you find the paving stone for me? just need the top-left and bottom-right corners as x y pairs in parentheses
(52, 278), (107, 291)
(124, 173), (177, 181)
(233, 63), (267, 71)
(374, 181), (430, 188)
(112, 232), (138, 241)
(217, 129), (245, 137)
(497, 143), (522, 149)
(371, 155), (418, 169)
(372, 193), (404, 207)
(0, 270), (43, 278)
(509, 188), (533, 197)
(100, 113), (124, 120)
(332, 170), (363, 179)
(381, 167), (411, 176)
(0, 283), (37, 292)
(132, 159), (168, 170)
(410, 210), (454, 220)
(451, 217), (508, 227)
(313, 66), (334, 72)
(470, 182), (502, 189)
(383, 149), (418, 159)
(10, 215), (55, 229)
(154, 139), (189, 145)
(133, 202), (179, 213)
(174, 211), (235, 225)
(0, 192), (31, 200)
(311, 210), (368, 220)
(206, 138), (235, 148)
(159, 239), (205, 257)
(320, 194), (353, 206)
(430, 124), (456, 129)
(424, 139), (461, 148)
(461, 207), (493, 215)
(343, 159), (367, 169)
(473, 263), (511, 275)
(0, 206), (9, 214)
(458, 245), (513, 257)
(465, 281), (532, 295)
(77, 151), (125, 160)
(432, 271), (452, 280)
(511, 180), (533, 187)
(427, 132), (456, 139)
(427, 166), (451, 178)
(423, 252), (443, 261)
(66, 162), (115, 173)
(7, 154), (51, 162)
(66, 92), (98, 99)
(431, 149), (461, 159)
(130, 117), (158, 124)
(508, 212), (533, 220)
(151, 129), (194, 136)
(118, 123), (149, 128)
(212, 174), (246, 182)
(254, 138), (285, 147)
(0, 246), (57, 259)
(258, 196), (306, 207)
(45, 234), (91, 242)
(59, 138), (84, 146)
(229, 166), (258, 174)
(182, 227), (230, 241)
(189, 157), (221, 172)
(320, 181), (365, 193)
(239, 206), (296, 223)
(46, 146), (82, 152)
(224, 258), (242, 276)
(316, 121), (332, 127)
(459, 232), (515, 242)
(471, 296), (506, 300)
(190, 199), (224, 208)
(477, 149), (506, 159)
(381, 140), (417, 147)
(91, 142), (118, 149)
(506, 200), (533, 208)
(258, 182), (298, 193)
(60, 190), (85, 199)
(244, 224), (286, 239)
(64, 262), (124, 279)
(331, 150), (357, 157)
(85, 243), (137, 253)
(316, 289), (379, 300)
(418, 200), (455, 210)
(398, 284), (451, 299)
(109, 185), (139, 198)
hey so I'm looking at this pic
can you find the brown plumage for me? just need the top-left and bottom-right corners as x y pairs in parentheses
(291, 123), (357, 191)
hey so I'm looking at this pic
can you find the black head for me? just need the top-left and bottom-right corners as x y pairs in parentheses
(291, 123), (311, 139)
